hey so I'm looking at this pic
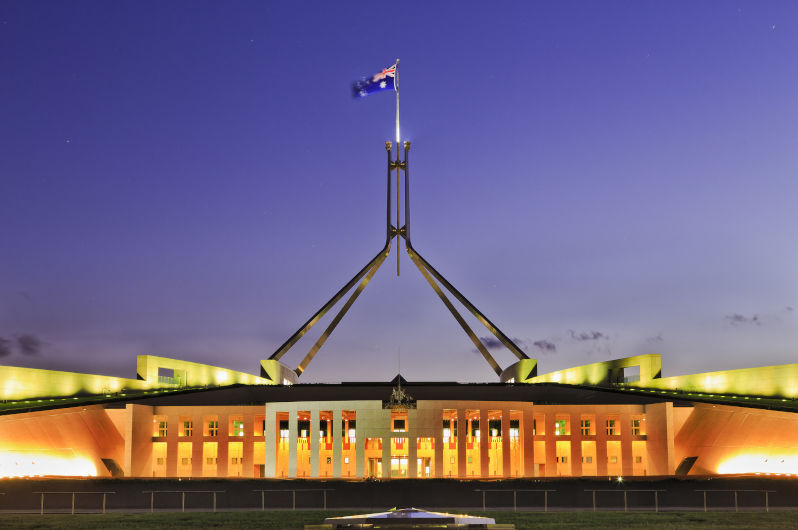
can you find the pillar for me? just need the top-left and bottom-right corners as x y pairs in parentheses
(457, 409), (467, 478)
(288, 408), (298, 478)
(264, 407), (276, 478)
(501, 410), (511, 478)
(522, 409), (534, 478)
(310, 408), (320, 478)
(479, 410), (489, 478)
(332, 409), (342, 478)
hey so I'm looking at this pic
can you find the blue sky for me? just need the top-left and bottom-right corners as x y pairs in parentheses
(1, 1), (796, 382)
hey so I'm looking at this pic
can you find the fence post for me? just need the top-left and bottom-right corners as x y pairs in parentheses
(292, 490), (296, 510)
(765, 491), (770, 513)
(654, 491), (659, 513)
(102, 493), (107, 514)
(324, 490), (327, 511)
(592, 491), (596, 512)
(261, 491), (265, 511)
(544, 491), (549, 513)
(40, 493), (44, 515)
(734, 491), (738, 513)
(513, 490), (517, 512)
(623, 491), (627, 512)
(213, 492), (217, 513)
(71, 492), (75, 515)
(703, 491), (707, 513)
(150, 491), (155, 513)
(482, 491), (486, 512)
(182, 492), (185, 513)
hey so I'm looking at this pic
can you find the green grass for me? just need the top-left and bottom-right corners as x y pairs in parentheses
(1, 510), (796, 529)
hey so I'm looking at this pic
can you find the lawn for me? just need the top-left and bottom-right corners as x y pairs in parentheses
(0, 510), (796, 529)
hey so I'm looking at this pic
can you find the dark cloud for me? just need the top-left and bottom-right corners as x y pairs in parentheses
(646, 333), (664, 344)
(474, 336), (528, 355)
(0, 337), (11, 357)
(532, 339), (556, 354)
(568, 330), (606, 341)
(480, 336), (503, 350)
(786, 306), (794, 312)
(16, 334), (42, 355)
(725, 314), (761, 326)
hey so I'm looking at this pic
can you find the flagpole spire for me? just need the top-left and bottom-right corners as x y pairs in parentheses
(395, 59), (400, 145)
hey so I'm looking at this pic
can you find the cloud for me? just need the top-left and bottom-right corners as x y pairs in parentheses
(532, 339), (556, 354)
(16, 334), (42, 355)
(0, 337), (11, 357)
(645, 333), (664, 344)
(724, 314), (761, 326)
(786, 306), (794, 312)
(568, 330), (606, 341)
(473, 336), (528, 355)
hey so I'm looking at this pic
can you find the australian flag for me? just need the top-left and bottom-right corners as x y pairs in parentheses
(352, 64), (396, 98)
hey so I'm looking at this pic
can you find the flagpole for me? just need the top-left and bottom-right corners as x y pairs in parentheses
(395, 59), (400, 276)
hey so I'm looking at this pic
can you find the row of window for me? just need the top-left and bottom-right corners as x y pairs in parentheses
(536, 416), (645, 437)
(154, 415), (645, 439)
(154, 417), (264, 438)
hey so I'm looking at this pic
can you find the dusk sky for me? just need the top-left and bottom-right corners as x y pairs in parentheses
(1, 1), (796, 383)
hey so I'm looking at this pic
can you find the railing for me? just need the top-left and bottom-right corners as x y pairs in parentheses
(142, 490), (224, 513)
(33, 491), (115, 515)
(474, 489), (556, 512)
(696, 489), (777, 512)
(585, 489), (666, 512)
(253, 489), (334, 510)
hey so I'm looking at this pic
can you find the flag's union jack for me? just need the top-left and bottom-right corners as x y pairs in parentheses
(352, 63), (397, 98)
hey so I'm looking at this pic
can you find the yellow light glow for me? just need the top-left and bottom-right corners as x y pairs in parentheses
(0, 451), (96, 478)
(717, 453), (798, 475)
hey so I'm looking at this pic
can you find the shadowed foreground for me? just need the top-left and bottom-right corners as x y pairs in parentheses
(1, 511), (797, 529)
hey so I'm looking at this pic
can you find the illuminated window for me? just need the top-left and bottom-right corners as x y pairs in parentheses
(232, 420), (245, 437)
(206, 457), (217, 465)
(635, 456), (643, 463)
(156, 457), (165, 465)
(556, 456), (568, 463)
(393, 418), (406, 432)
(606, 419), (617, 436)
(631, 419), (642, 436)
(609, 455), (618, 464)
(182, 420), (193, 437)
(555, 418), (569, 436)
(254, 416), (265, 437)
(509, 419), (520, 441)
(207, 420), (219, 437)
(158, 421), (168, 438)
(181, 458), (190, 465)
(580, 419), (591, 436)
(582, 456), (593, 463)
(280, 420), (289, 440)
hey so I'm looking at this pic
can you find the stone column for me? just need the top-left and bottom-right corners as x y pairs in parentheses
(621, 411), (634, 476)
(264, 407), (276, 478)
(288, 407), (298, 478)
(166, 413), (179, 477)
(310, 408), (320, 478)
(381, 435), (391, 478)
(217, 414), (229, 477)
(457, 409), (467, 478)
(479, 410), (489, 478)
(545, 415), (556, 477)
(355, 423), (365, 478)
(242, 412), (254, 478)
(434, 415), (445, 478)
(501, 410), (511, 478)
(596, 413), (608, 476)
(332, 408), (342, 478)
(522, 409), (534, 478)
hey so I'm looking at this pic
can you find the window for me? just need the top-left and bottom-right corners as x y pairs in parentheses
(279, 420), (289, 440)
(582, 456), (593, 463)
(556, 456), (568, 463)
(206, 457), (217, 465)
(533, 414), (545, 435)
(532, 419), (537, 435)
(393, 418), (406, 432)
(606, 419), (617, 436)
(635, 456), (643, 463)
(631, 419), (641, 436)
(158, 420), (168, 437)
(182, 420), (193, 437)
(326, 457), (332, 464)
(231, 457), (241, 464)
(580, 419), (591, 436)
(344, 457), (349, 464)
(207, 420), (219, 437)
(181, 457), (190, 465)
(232, 420), (244, 437)
(450, 457), (455, 464)
(609, 455), (618, 464)
(156, 457), (165, 465)
(554, 418), (569, 436)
